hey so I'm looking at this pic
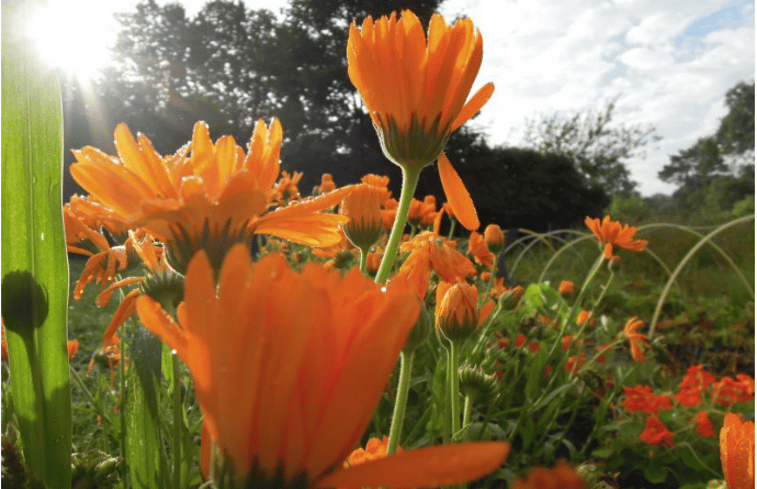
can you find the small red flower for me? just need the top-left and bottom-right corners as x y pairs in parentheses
(639, 415), (675, 449)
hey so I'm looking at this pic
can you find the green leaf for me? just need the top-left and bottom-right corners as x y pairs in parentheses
(126, 327), (169, 488)
(1, 1), (71, 488)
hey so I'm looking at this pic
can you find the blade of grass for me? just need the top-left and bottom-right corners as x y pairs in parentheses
(1, 1), (71, 487)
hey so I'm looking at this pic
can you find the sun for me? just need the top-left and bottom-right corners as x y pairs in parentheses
(27, 1), (118, 81)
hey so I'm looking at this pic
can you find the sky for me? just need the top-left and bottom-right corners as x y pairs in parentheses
(34, 0), (754, 196)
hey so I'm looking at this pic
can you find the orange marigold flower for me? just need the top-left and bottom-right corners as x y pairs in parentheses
(576, 309), (592, 327)
(435, 281), (479, 342)
(621, 385), (673, 415)
(483, 224), (505, 254)
(639, 415), (676, 449)
(347, 10), (494, 172)
(365, 251), (383, 275)
(720, 412), (755, 489)
(558, 280), (574, 296)
(693, 410), (716, 437)
(510, 460), (590, 489)
(138, 245), (508, 487)
(469, 231), (495, 269)
(271, 170), (303, 204)
(343, 436), (402, 469)
(407, 197), (436, 228)
(396, 231), (476, 297)
(67, 339), (80, 362)
(623, 317), (649, 362)
(314, 173), (336, 194)
(584, 215), (648, 259)
(340, 183), (384, 250)
(70, 120), (350, 274)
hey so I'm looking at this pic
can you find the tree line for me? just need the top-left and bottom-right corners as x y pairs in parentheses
(61, 0), (752, 231)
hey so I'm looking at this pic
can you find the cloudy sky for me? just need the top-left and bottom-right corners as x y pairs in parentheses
(36, 0), (754, 195)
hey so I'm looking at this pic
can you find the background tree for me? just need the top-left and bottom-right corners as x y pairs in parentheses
(521, 98), (661, 196)
(658, 81), (754, 220)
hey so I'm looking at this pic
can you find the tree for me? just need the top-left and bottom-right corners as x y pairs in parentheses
(522, 98), (661, 196)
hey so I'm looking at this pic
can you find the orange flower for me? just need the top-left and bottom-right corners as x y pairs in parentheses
(70, 120), (350, 274)
(584, 215), (648, 259)
(484, 224), (505, 254)
(675, 365), (716, 407)
(314, 173), (336, 194)
(510, 460), (590, 489)
(576, 309), (592, 327)
(639, 415), (675, 449)
(621, 385), (673, 415)
(468, 231), (495, 269)
(67, 339), (80, 362)
(435, 281), (479, 342)
(693, 410), (716, 438)
(339, 183), (384, 250)
(343, 436), (402, 469)
(623, 317), (649, 362)
(558, 280), (574, 296)
(711, 375), (755, 407)
(347, 10), (494, 172)
(720, 412), (755, 489)
(396, 231), (476, 297)
(136, 245), (508, 487)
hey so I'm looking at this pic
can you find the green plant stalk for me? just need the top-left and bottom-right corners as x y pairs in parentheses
(461, 395), (474, 441)
(375, 167), (421, 284)
(470, 303), (502, 361)
(447, 218), (457, 240)
(386, 350), (414, 455)
(648, 214), (755, 338)
(172, 353), (182, 489)
(448, 340), (462, 440)
(358, 246), (369, 275)
(1, 2), (71, 487)
(69, 364), (113, 431)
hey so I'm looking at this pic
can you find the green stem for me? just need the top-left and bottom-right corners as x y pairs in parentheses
(447, 218), (457, 240)
(358, 247), (368, 275)
(386, 350), (414, 455)
(375, 168), (421, 284)
(462, 395), (474, 441)
(448, 341), (461, 440)
(172, 353), (182, 489)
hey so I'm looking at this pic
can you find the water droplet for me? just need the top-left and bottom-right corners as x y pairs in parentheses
(170, 349), (177, 355)
(40, 233), (44, 241)
(380, 286), (387, 293)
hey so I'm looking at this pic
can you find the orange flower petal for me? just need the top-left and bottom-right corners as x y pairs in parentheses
(451, 82), (495, 132)
(437, 153), (479, 231)
(316, 441), (509, 489)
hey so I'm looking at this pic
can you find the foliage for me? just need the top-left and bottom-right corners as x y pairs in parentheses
(522, 97), (661, 196)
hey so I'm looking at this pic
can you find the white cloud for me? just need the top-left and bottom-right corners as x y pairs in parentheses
(441, 0), (754, 195)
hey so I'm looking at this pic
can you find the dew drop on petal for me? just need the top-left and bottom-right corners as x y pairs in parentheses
(170, 349), (178, 355)
(380, 286), (387, 293)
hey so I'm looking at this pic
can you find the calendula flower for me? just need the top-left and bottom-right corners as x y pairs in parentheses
(639, 415), (675, 449)
(436, 281), (479, 342)
(720, 412), (755, 489)
(71, 120), (350, 275)
(468, 230), (494, 269)
(137, 245), (509, 488)
(348, 10), (493, 172)
(339, 183), (384, 250)
(510, 460), (590, 489)
(314, 173), (336, 194)
(584, 215), (648, 259)
(711, 375), (755, 407)
(623, 317), (649, 362)
(343, 436), (402, 469)
(558, 280), (574, 296)
(484, 224), (505, 254)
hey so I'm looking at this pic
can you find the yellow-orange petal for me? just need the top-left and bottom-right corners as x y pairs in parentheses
(316, 441), (509, 489)
(450, 82), (495, 132)
(437, 153), (479, 231)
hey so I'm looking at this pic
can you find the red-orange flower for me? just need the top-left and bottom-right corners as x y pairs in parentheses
(639, 415), (675, 449)
(693, 410), (716, 437)
(510, 460), (590, 489)
(136, 245), (508, 487)
(711, 375), (755, 407)
(675, 365), (716, 407)
(558, 280), (574, 296)
(621, 385), (673, 415)
(584, 215), (648, 259)
(623, 317), (649, 362)
(469, 230), (495, 269)
(720, 412), (755, 489)
(343, 436), (402, 469)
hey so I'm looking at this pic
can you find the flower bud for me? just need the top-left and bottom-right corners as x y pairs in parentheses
(435, 281), (479, 342)
(484, 224), (505, 254)
(459, 364), (499, 404)
(340, 184), (384, 250)
(497, 285), (523, 311)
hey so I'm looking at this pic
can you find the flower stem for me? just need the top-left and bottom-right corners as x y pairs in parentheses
(172, 353), (182, 489)
(448, 340), (461, 440)
(386, 350), (414, 455)
(375, 167), (421, 284)
(462, 395), (474, 441)
(358, 246), (368, 275)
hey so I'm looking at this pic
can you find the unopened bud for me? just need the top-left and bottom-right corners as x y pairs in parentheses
(459, 364), (499, 404)
(497, 285), (523, 311)
(435, 281), (479, 343)
(484, 224), (505, 254)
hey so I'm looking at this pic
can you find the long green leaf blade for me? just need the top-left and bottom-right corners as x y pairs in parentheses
(1, 1), (71, 487)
